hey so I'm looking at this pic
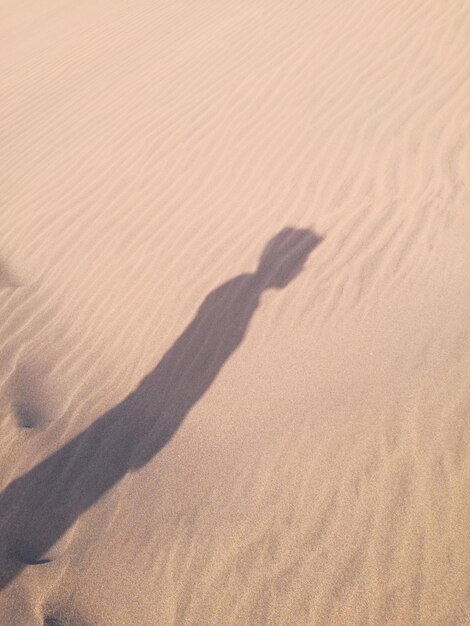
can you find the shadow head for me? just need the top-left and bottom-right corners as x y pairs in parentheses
(256, 227), (322, 289)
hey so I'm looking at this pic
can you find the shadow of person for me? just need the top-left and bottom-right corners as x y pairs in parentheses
(0, 227), (322, 589)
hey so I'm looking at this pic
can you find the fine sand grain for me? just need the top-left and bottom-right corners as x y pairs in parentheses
(1, 1), (470, 624)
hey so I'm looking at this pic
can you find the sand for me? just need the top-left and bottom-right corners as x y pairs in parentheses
(1, 1), (469, 624)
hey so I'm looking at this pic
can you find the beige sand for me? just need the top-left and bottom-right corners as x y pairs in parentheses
(1, 1), (469, 624)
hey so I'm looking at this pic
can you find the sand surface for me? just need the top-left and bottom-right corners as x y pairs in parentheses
(1, 1), (470, 624)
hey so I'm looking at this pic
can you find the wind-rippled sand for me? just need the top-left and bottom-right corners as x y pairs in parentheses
(1, 1), (469, 624)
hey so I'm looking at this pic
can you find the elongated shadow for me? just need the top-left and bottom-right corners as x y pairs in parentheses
(0, 227), (322, 590)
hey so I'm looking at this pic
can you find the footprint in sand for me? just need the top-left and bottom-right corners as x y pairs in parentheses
(11, 403), (46, 429)
(8, 362), (66, 430)
(0, 258), (23, 289)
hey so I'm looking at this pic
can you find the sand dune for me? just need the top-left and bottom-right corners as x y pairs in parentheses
(1, 1), (469, 624)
